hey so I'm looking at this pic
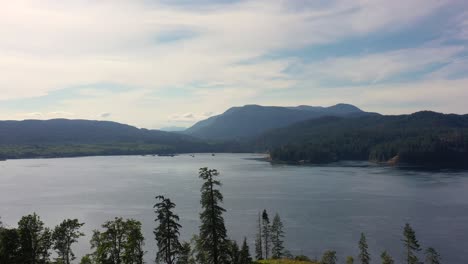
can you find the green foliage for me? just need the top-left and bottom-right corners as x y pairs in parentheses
(294, 255), (311, 261)
(80, 255), (93, 264)
(177, 242), (192, 264)
(358, 233), (370, 264)
(271, 213), (285, 259)
(52, 219), (85, 264)
(425, 247), (441, 264)
(17, 213), (52, 264)
(198, 167), (229, 264)
(0, 227), (21, 263)
(320, 250), (337, 264)
(90, 217), (145, 264)
(346, 256), (354, 264)
(154, 195), (182, 264)
(380, 251), (394, 264)
(402, 223), (421, 264)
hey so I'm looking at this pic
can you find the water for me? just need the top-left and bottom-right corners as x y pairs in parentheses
(1, 153), (468, 263)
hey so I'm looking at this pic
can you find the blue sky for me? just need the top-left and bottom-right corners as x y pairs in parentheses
(0, 0), (467, 128)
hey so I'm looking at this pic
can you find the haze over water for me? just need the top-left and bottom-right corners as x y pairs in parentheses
(1, 153), (468, 263)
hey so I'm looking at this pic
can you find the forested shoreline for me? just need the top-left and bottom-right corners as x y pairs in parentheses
(1, 168), (442, 264)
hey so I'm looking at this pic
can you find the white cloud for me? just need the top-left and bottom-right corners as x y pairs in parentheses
(0, 0), (466, 127)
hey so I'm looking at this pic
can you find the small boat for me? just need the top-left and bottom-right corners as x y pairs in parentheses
(211, 153), (216, 156)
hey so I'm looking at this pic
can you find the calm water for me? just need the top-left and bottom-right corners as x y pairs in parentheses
(1, 153), (468, 263)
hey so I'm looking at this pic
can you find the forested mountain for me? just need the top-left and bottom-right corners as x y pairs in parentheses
(0, 119), (218, 159)
(254, 111), (468, 166)
(184, 104), (371, 140)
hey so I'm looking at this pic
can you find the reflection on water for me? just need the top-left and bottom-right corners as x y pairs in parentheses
(1, 154), (468, 263)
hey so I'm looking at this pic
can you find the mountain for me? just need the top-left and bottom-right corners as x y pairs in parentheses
(254, 111), (468, 166)
(159, 126), (187, 132)
(0, 119), (213, 159)
(184, 103), (370, 140)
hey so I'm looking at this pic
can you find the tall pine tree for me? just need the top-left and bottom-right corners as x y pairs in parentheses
(270, 213), (284, 259)
(254, 212), (263, 260)
(425, 247), (441, 264)
(402, 223), (421, 264)
(239, 237), (252, 264)
(262, 210), (270, 259)
(198, 167), (228, 264)
(380, 251), (394, 264)
(358, 233), (370, 264)
(154, 195), (182, 264)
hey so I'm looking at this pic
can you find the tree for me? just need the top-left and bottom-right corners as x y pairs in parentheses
(425, 247), (441, 264)
(254, 213), (263, 260)
(358, 233), (370, 264)
(380, 251), (394, 264)
(0, 227), (21, 263)
(227, 240), (240, 264)
(346, 256), (354, 264)
(90, 217), (145, 264)
(154, 195), (182, 264)
(262, 210), (270, 259)
(52, 219), (85, 264)
(321, 250), (337, 264)
(198, 167), (229, 264)
(270, 213), (284, 259)
(402, 223), (421, 264)
(79, 255), (93, 264)
(177, 242), (191, 264)
(17, 213), (52, 264)
(239, 237), (252, 264)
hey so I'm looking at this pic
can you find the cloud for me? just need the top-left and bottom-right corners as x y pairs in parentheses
(0, 0), (467, 128)
(100, 112), (112, 118)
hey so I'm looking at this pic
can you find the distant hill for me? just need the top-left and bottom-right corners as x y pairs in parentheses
(184, 104), (371, 140)
(159, 126), (187, 132)
(254, 111), (468, 166)
(0, 119), (214, 159)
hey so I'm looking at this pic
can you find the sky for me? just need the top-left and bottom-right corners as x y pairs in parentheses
(1, 0), (468, 129)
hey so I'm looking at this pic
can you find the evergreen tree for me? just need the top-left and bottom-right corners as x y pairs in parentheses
(154, 195), (182, 264)
(346, 256), (354, 264)
(198, 167), (229, 264)
(270, 213), (284, 259)
(358, 233), (370, 264)
(239, 237), (252, 264)
(52, 219), (85, 264)
(17, 213), (52, 264)
(254, 212), (263, 260)
(227, 240), (240, 264)
(178, 242), (191, 264)
(261, 210), (270, 259)
(425, 247), (441, 264)
(321, 250), (337, 264)
(90, 217), (145, 264)
(402, 223), (421, 264)
(380, 251), (394, 264)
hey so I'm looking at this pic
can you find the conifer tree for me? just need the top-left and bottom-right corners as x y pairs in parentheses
(177, 242), (191, 264)
(239, 237), (252, 264)
(198, 167), (228, 264)
(271, 213), (284, 259)
(380, 251), (394, 264)
(346, 256), (354, 264)
(262, 210), (271, 259)
(425, 247), (441, 264)
(358, 233), (370, 264)
(52, 219), (85, 264)
(227, 240), (240, 264)
(154, 195), (182, 264)
(402, 223), (421, 264)
(321, 250), (337, 264)
(254, 213), (263, 260)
